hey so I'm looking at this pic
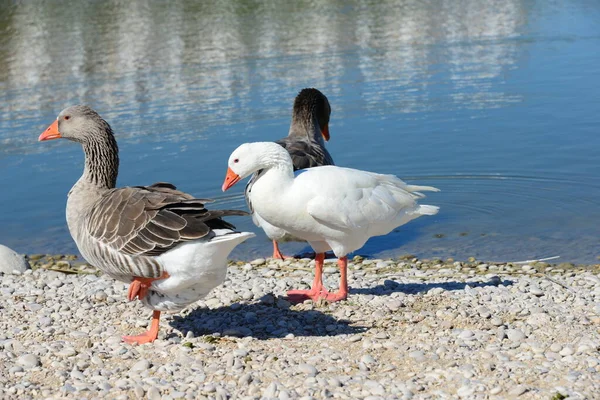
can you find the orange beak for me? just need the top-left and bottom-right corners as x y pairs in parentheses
(222, 167), (241, 191)
(321, 123), (330, 141)
(39, 120), (61, 141)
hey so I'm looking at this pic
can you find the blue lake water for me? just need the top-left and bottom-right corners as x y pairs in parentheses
(1, 0), (599, 263)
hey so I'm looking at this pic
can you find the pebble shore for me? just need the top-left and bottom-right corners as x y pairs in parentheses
(1, 254), (599, 399)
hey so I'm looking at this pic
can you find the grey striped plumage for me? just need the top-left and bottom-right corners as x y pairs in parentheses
(53, 105), (247, 282)
(79, 182), (246, 281)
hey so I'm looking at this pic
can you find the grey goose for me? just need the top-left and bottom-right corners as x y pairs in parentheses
(39, 105), (254, 344)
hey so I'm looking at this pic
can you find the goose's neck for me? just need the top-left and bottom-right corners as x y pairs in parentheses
(252, 154), (295, 196)
(288, 113), (325, 146)
(80, 129), (119, 190)
(264, 162), (294, 182)
(251, 162), (294, 213)
(263, 150), (295, 179)
(66, 129), (119, 244)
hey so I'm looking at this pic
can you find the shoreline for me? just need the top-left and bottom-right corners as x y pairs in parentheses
(21, 252), (600, 274)
(1, 254), (599, 399)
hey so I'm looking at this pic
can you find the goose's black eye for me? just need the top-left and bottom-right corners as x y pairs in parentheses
(64, 116), (70, 121)
(234, 158), (239, 163)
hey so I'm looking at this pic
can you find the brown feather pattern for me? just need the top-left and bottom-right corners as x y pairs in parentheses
(83, 182), (247, 279)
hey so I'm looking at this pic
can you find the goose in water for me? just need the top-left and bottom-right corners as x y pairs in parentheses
(245, 88), (333, 259)
(223, 142), (439, 303)
(39, 106), (254, 344)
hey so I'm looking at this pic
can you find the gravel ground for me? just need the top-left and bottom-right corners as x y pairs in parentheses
(1, 254), (599, 399)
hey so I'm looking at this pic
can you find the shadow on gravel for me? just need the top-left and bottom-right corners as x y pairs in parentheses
(169, 299), (367, 340)
(349, 277), (514, 296)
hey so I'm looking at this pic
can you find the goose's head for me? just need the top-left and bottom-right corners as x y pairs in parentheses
(222, 142), (292, 191)
(39, 105), (114, 145)
(290, 88), (331, 142)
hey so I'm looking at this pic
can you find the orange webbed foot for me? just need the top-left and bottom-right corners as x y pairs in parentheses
(286, 288), (330, 304)
(122, 310), (161, 345)
(122, 331), (158, 345)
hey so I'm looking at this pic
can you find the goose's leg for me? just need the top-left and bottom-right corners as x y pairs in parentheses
(122, 310), (161, 344)
(272, 240), (291, 260)
(128, 272), (170, 301)
(286, 253), (328, 302)
(322, 256), (348, 302)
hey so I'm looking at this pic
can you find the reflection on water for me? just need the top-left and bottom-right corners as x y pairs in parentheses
(1, 0), (527, 150)
(1, 0), (600, 263)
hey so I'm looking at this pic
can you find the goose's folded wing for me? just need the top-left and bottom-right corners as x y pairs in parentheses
(306, 176), (438, 231)
(85, 183), (248, 274)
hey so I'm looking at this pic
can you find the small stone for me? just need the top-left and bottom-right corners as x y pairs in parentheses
(0, 245), (30, 274)
(9, 366), (23, 374)
(203, 383), (216, 392)
(276, 298), (291, 309)
(70, 369), (85, 380)
(457, 385), (474, 397)
(133, 386), (145, 398)
(328, 378), (342, 387)
(364, 380), (385, 395)
(490, 387), (502, 395)
(386, 299), (403, 311)
(17, 354), (40, 369)
(477, 306), (491, 319)
(223, 327), (252, 337)
(147, 386), (161, 400)
(559, 346), (574, 356)
(93, 290), (108, 301)
(459, 330), (474, 339)
(47, 279), (64, 288)
(205, 298), (222, 308)
(550, 343), (563, 353)
(1, 287), (15, 295)
(91, 356), (104, 366)
(264, 382), (278, 397)
(506, 329), (526, 343)
(244, 312), (258, 323)
(298, 364), (318, 376)
(374, 332), (389, 340)
(238, 373), (252, 385)
(130, 359), (151, 372)
(115, 379), (129, 389)
(196, 342), (215, 351)
(529, 285), (543, 296)
(361, 354), (376, 364)
(233, 349), (249, 357)
(408, 351), (426, 362)
(490, 317), (503, 326)
(508, 385), (527, 396)
(250, 258), (266, 266)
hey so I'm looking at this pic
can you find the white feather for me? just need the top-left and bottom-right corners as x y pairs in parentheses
(142, 230), (255, 311)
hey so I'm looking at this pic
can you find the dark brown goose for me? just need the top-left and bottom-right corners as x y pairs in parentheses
(39, 105), (254, 344)
(245, 88), (334, 259)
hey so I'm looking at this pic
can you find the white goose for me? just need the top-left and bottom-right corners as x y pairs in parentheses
(39, 105), (255, 344)
(222, 142), (440, 302)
